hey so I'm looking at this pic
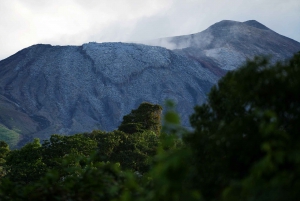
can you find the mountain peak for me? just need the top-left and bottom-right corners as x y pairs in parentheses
(209, 20), (240, 28)
(243, 20), (270, 30)
(208, 20), (270, 31)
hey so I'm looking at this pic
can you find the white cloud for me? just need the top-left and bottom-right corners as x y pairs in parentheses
(0, 0), (299, 60)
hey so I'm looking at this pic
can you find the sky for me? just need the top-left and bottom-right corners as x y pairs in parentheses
(0, 0), (300, 60)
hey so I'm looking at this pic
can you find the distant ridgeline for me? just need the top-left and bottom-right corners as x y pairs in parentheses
(0, 20), (300, 147)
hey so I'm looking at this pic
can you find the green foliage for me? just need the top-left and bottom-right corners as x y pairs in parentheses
(41, 134), (97, 171)
(86, 130), (159, 173)
(4, 138), (46, 184)
(3, 134), (98, 184)
(0, 124), (20, 148)
(130, 101), (199, 201)
(0, 156), (140, 201)
(185, 52), (300, 200)
(162, 100), (187, 138)
(0, 141), (9, 177)
(144, 148), (201, 201)
(118, 102), (162, 135)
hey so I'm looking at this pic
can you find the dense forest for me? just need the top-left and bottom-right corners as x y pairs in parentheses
(0, 52), (299, 200)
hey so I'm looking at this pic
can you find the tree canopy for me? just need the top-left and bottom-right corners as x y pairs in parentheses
(185, 52), (300, 200)
(118, 102), (162, 135)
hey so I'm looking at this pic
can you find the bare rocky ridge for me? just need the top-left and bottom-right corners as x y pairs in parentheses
(144, 20), (300, 72)
(0, 20), (300, 147)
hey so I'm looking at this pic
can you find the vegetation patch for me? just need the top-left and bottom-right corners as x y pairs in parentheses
(0, 124), (20, 148)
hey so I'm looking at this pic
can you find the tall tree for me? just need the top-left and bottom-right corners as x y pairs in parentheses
(118, 102), (162, 135)
(185, 52), (300, 200)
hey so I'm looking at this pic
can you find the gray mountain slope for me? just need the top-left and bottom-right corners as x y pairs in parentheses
(0, 42), (217, 146)
(144, 20), (300, 72)
(0, 20), (300, 147)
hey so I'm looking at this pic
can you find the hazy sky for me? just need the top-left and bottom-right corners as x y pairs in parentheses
(1, 0), (299, 60)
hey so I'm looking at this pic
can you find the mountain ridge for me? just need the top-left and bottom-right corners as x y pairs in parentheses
(0, 42), (217, 146)
(1, 20), (300, 147)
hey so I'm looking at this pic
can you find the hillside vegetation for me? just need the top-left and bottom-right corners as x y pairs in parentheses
(0, 125), (20, 148)
(0, 52), (299, 200)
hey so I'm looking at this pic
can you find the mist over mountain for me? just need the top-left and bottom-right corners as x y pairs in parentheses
(0, 20), (300, 147)
(144, 20), (300, 73)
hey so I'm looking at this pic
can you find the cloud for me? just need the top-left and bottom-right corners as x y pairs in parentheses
(0, 0), (299, 60)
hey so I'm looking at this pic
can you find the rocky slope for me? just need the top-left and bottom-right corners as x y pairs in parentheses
(0, 20), (300, 147)
(0, 43), (217, 146)
(144, 20), (300, 75)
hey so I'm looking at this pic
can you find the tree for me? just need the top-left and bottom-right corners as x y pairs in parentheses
(41, 134), (97, 172)
(4, 138), (46, 184)
(0, 141), (9, 177)
(3, 134), (97, 184)
(0, 157), (140, 201)
(86, 130), (159, 173)
(118, 102), (162, 135)
(185, 52), (300, 200)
